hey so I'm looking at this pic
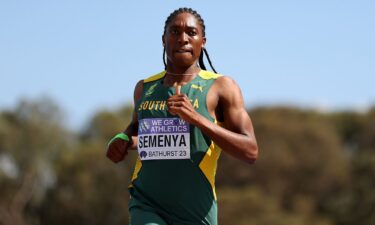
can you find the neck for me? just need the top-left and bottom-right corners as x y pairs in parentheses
(163, 65), (200, 86)
(166, 71), (197, 76)
(166, 63), (201, 75)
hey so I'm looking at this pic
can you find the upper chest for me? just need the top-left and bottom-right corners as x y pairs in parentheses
(137, 78), (217, 118)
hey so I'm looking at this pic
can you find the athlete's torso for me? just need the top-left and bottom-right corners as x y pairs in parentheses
(129, 70), (222, 225)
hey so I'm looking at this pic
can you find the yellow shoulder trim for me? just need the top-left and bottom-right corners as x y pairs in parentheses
(198, 70), (221, 80)
(144, 71), (166, 83)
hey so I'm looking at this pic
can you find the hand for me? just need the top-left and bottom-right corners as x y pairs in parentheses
(167, 85), (200, 124)
(106, 138), (130, 163)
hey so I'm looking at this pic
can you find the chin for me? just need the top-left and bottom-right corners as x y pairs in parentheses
(172, 58), (196, 67)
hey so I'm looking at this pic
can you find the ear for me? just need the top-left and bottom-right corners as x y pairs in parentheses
(162, 35), (166, 47)
(202, 37), (206, 48)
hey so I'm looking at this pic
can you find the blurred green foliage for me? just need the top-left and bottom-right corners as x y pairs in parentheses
(0, 98), (374, 225)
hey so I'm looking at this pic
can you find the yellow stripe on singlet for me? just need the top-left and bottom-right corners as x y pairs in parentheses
(129, 157), (142, 188)
(198, 121), (222, 200)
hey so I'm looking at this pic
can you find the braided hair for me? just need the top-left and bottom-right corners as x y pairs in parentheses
(162, 7), (217, 73)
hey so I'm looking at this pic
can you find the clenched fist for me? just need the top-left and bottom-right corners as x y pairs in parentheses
(106, 138), (131, 163)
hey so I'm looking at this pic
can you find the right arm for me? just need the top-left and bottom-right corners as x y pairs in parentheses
(106, 80), (143, 163)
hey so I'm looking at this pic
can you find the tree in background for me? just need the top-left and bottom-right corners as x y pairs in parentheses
(217, 107), (350, 225)
(38, 105), (136, 225)
(0, 97), (70, 225)
(321, 108), (375, 225)
(1, 99), (374, 225)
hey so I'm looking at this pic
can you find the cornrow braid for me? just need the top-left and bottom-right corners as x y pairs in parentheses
(163, 7), (217, 73)
(163, 47), (167, 69)
(163, 7), (205, 37)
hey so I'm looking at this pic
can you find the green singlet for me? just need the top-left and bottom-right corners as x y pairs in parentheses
(129, 70), (222, 225)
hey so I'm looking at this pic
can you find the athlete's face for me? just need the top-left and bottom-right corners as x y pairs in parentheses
(163, 13), (206, 68)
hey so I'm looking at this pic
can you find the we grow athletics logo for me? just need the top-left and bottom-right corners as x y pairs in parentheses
(140, 151), (147, 158)
(137, 118), (190, 160)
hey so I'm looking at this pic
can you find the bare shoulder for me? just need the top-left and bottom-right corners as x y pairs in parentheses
(216, 75), (238, 86)
(134, 80), (144, 102)
(214, 75), (243, 104)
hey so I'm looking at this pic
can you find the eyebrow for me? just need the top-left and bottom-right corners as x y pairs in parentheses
(169, 25), (198, 30)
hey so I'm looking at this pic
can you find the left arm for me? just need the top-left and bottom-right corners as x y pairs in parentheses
(167, 76), (258, 164)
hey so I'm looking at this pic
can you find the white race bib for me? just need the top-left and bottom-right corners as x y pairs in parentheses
(138, 118), (190, 160)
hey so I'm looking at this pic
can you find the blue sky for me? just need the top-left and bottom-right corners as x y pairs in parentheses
(1, 1), (374, 129)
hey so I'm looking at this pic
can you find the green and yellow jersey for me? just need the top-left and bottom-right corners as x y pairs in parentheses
(129, 70), (222, 225)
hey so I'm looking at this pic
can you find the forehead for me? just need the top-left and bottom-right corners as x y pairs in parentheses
(168, 12), (201, 29)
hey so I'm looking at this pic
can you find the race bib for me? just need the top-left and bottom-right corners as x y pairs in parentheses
(138, 118), (190, 160)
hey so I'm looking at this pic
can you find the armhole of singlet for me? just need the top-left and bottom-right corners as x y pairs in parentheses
(198, 70), (222, 122)
(136, 71), (166, 112)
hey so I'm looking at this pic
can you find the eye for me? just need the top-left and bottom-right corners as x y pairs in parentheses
(169, 28), (179, 35)
(188, 30), (197, 36)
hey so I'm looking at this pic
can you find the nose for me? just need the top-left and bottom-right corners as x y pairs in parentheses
(178, 32), (188, 45)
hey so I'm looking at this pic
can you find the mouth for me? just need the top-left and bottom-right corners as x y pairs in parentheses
(175, 48), (192, 54)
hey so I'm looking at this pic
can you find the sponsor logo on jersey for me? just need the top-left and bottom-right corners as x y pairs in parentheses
(145, 83), (158, 96)
(191, 84), (204, 92)
(140, 151), (147, 158)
